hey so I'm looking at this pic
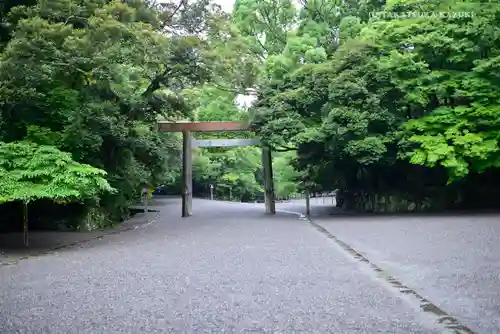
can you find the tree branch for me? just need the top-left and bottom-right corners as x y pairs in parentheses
(159, 0), (188, 30)
(258, 5), (287, 44)
(142, 68), (173, 97)
(273, 146), (297, 152)
(255, 35), (269, 54)
(211, 82), (258, 96)
(64, 15), (89, 26)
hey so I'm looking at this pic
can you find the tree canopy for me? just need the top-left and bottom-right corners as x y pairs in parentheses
(247, 0), (500, 211)
(0, 141), (114, 204)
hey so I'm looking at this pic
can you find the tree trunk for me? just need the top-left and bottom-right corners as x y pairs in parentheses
(305, 189), (310, 216)
(143, 193), (149, 223)
(23, 201), (28, 246)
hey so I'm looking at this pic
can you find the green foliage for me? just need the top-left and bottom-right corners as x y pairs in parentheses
(402, 106), (500, 181)
(249, 0), (500, 211)
(0, 0), (252, 228)
(273, 151), (300, 198)
(0, 141), (114, 203)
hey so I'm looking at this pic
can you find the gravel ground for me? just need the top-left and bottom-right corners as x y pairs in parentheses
(0, 198), (444, 333)
(280, 200), (500, 334)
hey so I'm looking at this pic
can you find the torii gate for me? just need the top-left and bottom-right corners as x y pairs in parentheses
(157, 121), (276, 217)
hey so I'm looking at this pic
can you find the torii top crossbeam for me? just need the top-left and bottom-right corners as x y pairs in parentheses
(157, 121), (249, 132)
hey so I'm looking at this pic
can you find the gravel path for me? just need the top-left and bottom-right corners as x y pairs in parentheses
(281, 200), (500, 334)
(1, 198), (451, 333)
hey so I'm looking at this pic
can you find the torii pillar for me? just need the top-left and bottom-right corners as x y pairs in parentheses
(181, 130), (193, 217)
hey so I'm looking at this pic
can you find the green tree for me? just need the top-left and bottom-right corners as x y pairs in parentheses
(250, 0), (500, 212)
(0, 0), (230, 225)
(0, 141), (114, 245)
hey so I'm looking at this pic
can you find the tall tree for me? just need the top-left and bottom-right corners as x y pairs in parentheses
(250, 0), (500, 212)
(0, 0), (242, 226)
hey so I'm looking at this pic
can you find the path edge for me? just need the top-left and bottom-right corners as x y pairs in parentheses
(0, 212), (160, 267)
(276, 209), (475, 334)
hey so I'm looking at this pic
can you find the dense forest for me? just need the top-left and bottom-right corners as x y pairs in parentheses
(246, 0), (500, 212)
(1, 0), (499, 233)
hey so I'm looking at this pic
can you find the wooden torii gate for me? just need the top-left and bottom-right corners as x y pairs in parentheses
(157, 121), (276, 217)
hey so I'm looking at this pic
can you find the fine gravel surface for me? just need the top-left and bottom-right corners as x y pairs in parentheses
(2, 198), (447, 333)
(280, 200), (500, 334)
